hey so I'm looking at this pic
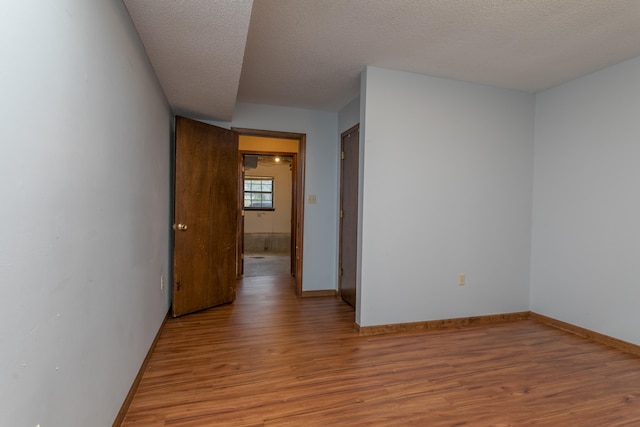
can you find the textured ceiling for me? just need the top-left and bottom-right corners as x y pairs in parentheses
(123, 0), (253, 120)
(124, 0), (640, 121)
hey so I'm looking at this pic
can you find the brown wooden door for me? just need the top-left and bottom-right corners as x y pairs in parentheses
(173, 116), (238, 317)
(339, 125), (359, 307)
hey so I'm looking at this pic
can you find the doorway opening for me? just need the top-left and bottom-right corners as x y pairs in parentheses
(243, 154), (292, 278)
(234, 128), (306, 297)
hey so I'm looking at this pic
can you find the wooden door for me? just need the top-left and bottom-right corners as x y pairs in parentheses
(173, 116), (238, 317)
(338, 125), (359, 307)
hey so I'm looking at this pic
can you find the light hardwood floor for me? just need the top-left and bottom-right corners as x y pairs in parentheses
(121, 275), (640, 426)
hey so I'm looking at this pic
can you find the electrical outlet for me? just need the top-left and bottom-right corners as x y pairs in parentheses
(160, 275), (165, 290)
(458, 273), (465, 286)
(308, 194), (317, 204)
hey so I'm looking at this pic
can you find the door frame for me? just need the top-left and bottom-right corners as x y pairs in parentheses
(233, 127), (306, 297)
(338, 124), (359, 307)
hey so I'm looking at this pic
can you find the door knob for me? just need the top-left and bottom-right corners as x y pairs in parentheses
(173, 223), (188, 231)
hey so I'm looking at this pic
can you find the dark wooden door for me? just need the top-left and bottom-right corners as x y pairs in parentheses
(173, 116), (238, 317)
(339, 125), (359, 307)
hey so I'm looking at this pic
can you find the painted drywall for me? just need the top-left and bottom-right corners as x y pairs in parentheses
(531, 56), (640, 345)
(244, 161), (292, 234)
(0, 2), (171, 426)
(209, 103), (339, 291)
(338, 96), (360, 133)
(239, 135), (299, 153)
(359, 67), (534, 327)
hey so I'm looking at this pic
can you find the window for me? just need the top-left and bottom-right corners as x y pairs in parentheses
(244, 177), (274, 210)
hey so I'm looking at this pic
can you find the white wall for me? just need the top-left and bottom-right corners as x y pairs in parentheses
(210, 103), (339, 291)
(339, 96), (360, 133)
(359, 67), (534, 327)
(245, 162), (292, 234)
(531, 56), (640, 345)
(0, 2), (171, 426)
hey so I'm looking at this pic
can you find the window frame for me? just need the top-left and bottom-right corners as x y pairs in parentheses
(243, 176), (275, 211)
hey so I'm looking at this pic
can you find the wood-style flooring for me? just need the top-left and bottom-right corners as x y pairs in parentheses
(121, 275), (640, 426)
